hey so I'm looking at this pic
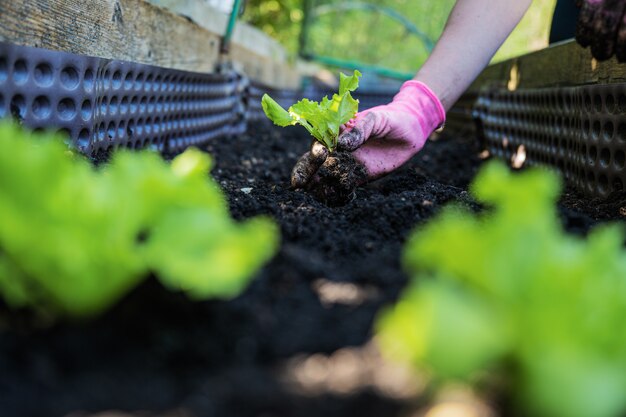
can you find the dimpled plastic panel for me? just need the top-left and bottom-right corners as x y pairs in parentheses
(247, 82), (397, 124)
(247, 82), (299, 122)
(474, 84), (626, 197)
(0, 41), (243, 155)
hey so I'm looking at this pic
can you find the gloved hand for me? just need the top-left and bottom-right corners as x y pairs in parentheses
(291, 80), (446, 196)
(576, 0), (626, 61)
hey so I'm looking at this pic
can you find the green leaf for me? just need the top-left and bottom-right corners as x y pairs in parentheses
(289, 98), (337, 148)
(143, 209), (279, 299)
(337, 92), (359, 126)
(377, 161), (626, 417)
(262, 70), (361, 151)
(0, 121), (279, 319)
(262, 94), (295, 127)
(377, 278), (509, 379)
(338, 69), (362, 95)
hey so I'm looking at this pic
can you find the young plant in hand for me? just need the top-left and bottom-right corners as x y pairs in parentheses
(262, 70), (367, 205)
(262, 70), (361, 152)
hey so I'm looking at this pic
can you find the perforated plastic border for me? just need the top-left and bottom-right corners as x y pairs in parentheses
(247, 82), (299, 122)
(0, 42), (245, 155)
(473, 84), (626, 197)
(247, 82), (398, 124)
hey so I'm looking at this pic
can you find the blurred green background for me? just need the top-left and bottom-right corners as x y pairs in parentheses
(243, 0), (559, 73)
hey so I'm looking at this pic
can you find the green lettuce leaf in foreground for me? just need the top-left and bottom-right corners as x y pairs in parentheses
(0, 124), (145, 317)
(376, 161), (626, 417)
(0, 122), (279, 318)
(261, 70), (361, 151)
(145, 209), (277, 299)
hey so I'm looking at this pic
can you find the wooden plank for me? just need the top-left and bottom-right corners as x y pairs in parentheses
(149, 0), (287, 61)
(0, 0), (301, 89)
(468, 40), (626, 93)
(149, 0), (301, 89)
(150, 0), (301, 89)
(0, 0), (221, 72)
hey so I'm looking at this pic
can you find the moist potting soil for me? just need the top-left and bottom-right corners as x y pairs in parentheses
(0, 124), (621, 416)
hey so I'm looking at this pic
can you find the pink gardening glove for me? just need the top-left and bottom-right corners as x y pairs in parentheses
(341, 80), (446, 178)
(291, 80), (446, 204)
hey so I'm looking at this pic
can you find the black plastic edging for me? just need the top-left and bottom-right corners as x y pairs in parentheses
(0, 41), (247, 155)
(474, 84), (626, 197)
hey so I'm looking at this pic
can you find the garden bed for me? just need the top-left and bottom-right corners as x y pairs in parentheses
(1, 124), (622, 417)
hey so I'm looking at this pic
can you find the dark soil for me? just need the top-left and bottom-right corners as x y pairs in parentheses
(0, 124), (621, 417)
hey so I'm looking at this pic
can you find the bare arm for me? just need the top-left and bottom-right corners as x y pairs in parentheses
(415, 0), (533, 110)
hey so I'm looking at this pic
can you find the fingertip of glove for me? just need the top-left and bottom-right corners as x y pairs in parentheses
(591, 41), (615, 62)
(290, 175), (306, 189)
(338, 112), (378, 151)
(311, 141), (329, 160)
(291, 167), (310, 189)
(338, 128), (364, 152)
(291, 146), (329, 189)
(290, 151), (311, 189)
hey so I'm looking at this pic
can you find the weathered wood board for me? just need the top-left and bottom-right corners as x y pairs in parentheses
(0, 0), (300, 89)
(148, 0), (301, 89)
(0, 0), (222, 72)
(469, 40), (626, 93)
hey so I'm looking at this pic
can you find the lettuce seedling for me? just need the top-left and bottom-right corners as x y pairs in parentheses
(0, 122), (278, 318)
(376, 161), (626, 417)
(262, 70), (361, 151)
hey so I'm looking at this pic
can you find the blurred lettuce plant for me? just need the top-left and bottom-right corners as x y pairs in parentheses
(0, 122), (278, 318)
(377, 161), (626, 417)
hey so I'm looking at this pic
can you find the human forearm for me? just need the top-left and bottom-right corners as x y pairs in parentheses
(414, 0), (533, 110)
